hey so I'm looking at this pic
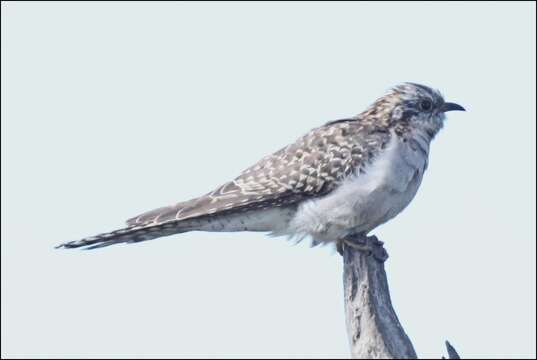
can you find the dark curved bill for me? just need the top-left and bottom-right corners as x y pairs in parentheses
(441, 102), (466, 112)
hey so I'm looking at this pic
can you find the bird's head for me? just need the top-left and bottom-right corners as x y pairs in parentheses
(361, 82), (465, 139)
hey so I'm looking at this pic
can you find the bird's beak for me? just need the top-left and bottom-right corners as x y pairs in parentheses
(441, 102), (465, 112)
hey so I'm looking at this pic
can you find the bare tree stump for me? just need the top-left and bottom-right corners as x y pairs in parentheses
(342, 234), (417, 359)
(443, 341), (460, 359)
(342, 234), (461, 359)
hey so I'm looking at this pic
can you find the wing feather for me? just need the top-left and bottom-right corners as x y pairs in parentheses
(126, 119), (388, 227)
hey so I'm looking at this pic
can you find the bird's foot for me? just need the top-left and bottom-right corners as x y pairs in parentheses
(337, 234), (389, 262)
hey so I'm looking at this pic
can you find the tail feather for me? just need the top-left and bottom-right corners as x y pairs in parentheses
(56, 221), (187, 250)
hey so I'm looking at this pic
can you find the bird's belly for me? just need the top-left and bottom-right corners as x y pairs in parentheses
(287, 137), (428, 243)
(353, 168), (423, 232)
(193, 206), (296, 233)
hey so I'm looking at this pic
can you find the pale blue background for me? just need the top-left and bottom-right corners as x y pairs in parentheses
(2, 2), (535, 358)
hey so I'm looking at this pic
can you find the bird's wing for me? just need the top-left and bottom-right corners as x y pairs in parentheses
(126, 119), (387, 226)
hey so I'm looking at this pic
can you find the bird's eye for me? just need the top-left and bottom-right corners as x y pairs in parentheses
(419, 99), (432, 111)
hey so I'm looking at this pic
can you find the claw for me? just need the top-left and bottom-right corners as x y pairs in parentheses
(336, 239), (344, 256)
(339, 234), (389, 262)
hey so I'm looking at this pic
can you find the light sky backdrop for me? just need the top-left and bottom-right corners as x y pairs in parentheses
(2, 2), (536, 359)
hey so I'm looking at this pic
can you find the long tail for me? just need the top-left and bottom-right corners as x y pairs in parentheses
(56, 221), (188, 250)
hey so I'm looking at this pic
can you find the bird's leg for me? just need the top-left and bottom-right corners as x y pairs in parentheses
(338, 233), (389, 262)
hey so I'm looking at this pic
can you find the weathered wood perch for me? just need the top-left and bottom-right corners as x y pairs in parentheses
(342, 234), (460, 359)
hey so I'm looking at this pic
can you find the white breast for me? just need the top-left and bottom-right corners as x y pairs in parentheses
(286, 131), (430, 243)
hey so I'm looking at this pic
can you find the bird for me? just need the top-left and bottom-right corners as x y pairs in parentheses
(56, 83), (465, 253)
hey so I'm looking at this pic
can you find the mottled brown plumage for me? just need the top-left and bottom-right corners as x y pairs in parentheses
(57, 83), (464, 250)
(127, 119), (390, 226)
